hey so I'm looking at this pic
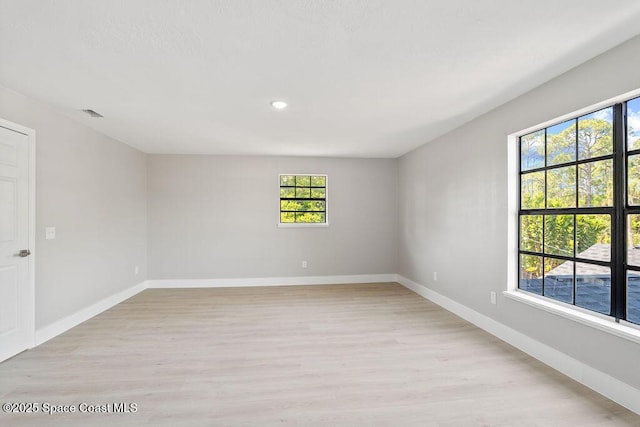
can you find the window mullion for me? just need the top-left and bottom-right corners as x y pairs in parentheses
(612, 102), (626, 320)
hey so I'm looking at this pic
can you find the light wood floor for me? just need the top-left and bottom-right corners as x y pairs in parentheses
(1, 283), (638, 426)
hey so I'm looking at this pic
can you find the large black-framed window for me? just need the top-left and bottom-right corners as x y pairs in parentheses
(518, 97), (640, 325)
(279, 174), (327, 224)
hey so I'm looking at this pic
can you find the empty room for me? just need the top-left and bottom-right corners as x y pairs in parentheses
(2, 1), (640, 425)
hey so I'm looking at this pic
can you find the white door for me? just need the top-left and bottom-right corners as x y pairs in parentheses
(0, 121), (34, 362)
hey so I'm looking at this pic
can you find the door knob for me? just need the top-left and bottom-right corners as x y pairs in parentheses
(18, 249), (31, 257)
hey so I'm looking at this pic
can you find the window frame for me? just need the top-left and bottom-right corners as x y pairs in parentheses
(277, 174), (329, 228)
(507, 87), (640, 339)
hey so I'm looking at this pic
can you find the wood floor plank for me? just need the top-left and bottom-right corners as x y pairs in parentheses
(0, 283), (638, 426)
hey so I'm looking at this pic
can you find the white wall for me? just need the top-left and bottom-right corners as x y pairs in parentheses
(148, 155), (398, 279)
(399, 35), (640, 388)
(0, 86), (147, 329)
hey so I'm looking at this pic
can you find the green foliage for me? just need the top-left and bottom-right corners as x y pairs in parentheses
(577, 117), (612, 159)
(280, 175), (295, 186)
(546, 166), (576, 208)
(520, 254), (542, 279)
(296, 187), (311, 198)
(521, 171), (545, 209)
(281, 200), (325, 212)
(521, 214), (610, 278)
(520, 215), (542, 253)
(629, 125), (640, 150)
(280, 210), (325, 223)
(520, 130), (544, 170)
(547, 122), (575, 166)
(578, 160), (612, 207)
(628, 155), (640, 206)
(576, 215), (610, 253)
(628, 98), (640, 150)
(295, 175), (311, 187)
(311, 176), (326, 187)
(544, 215), (573, 257)
(311, 188), (325, 199)
(280, 212), (295, 223)
(280, 187), (295, 198)
(630, 215), (640, 248)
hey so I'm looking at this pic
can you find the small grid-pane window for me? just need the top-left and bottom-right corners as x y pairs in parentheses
(279, 175), (327, 224)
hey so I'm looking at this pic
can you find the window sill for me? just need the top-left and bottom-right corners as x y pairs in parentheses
(277, 223), (329, 228)
(503, 290), (640, 344)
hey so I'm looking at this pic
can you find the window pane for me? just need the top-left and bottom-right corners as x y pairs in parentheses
(544, 215), (574, 257)
(295, 212), (324, 223)
(576, 263), (610, 315)
(547, 166), (576, 208)
(521, 171), (545, 209)
(520, 215), (542, 253)
(281, 200), (301, 211)
(519, 254), (542, 295)
(628, 97), (640, 151)
(311, 176), (326, 187)
(295, 175), (311, 187)
(520, 130), (545, 171)
(628, 154), (640, 206)
(280, 187), (295, 198)
(280, 175), (295, 186)
(544, 258), (573, 304)
(311, 188), (326, 199)
(628, 271), (640, 325)
(299, 200), (325, 212)
(280, 212), (295, 223)
(628, 214), (640, 267)
(576, 214), (611, 262)
(578, 107), (613, 160)
(547, 119), (576, 166)
(296, 187), (311, 198)
(578, 159), (612, 207)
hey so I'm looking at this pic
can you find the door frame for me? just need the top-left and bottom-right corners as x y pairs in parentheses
(0, 117), (36, 352)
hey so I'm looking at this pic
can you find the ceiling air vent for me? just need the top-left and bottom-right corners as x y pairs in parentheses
(82, 109), (104, 118)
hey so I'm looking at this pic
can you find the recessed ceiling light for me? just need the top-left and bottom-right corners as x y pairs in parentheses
(82, 109), (104, 118)
(270, 100), (287, 110)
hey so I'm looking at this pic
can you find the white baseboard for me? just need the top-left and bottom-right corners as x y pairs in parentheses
(147, 274), (396, 288)
(34, 281), (148, 346)
(395, 275), (640, 416)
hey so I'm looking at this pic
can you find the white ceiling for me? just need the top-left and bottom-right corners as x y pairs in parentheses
(2, 1), (640, 158)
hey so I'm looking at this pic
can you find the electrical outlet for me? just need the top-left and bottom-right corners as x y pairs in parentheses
(45, 227), (56, 240)
(433, 272), (437, 281)
(490, 291), (497, 305)
(135, 266), (139, 275)
(302, 260), (308, 269)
